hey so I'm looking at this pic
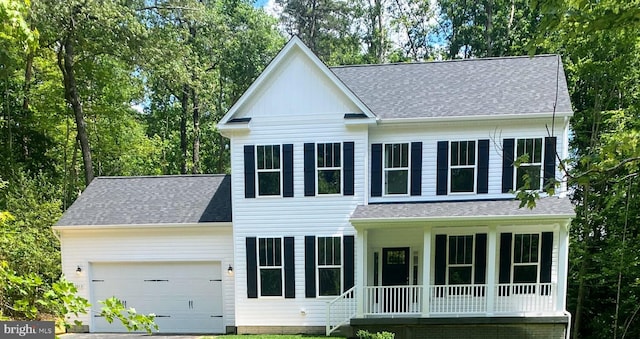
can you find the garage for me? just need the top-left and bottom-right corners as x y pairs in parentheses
(90, 261), (224, 333)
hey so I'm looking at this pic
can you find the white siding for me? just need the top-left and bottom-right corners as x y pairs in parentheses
(368, 118), (568, 203)
(57, 226), (234, 330)
(228, 47), (369, 327)
(235, 47), (361, 120)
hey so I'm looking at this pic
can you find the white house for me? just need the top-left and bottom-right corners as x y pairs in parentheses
(53, 37), (575, 338)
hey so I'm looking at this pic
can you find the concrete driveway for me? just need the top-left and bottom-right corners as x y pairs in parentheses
(60, 334), (216, 339)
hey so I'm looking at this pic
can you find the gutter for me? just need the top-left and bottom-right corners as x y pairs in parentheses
(378, 111), (574, 125)
(52, 222), (233, 231)
(350, 213), (575, 225)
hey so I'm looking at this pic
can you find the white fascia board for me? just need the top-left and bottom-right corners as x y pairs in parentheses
(52, 222), (232, 231)
(377, 111), (574, 125)
(350, 214), (575, 227)
(217, 36), (376, 128)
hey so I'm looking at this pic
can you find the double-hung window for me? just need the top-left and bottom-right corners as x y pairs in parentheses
(317, 143), (341, 195)
(448, 235), (474, 285)
(258, 237), (283, 296)
(317, 237), (342, 296)
(516, 138), (543, 190)
(450, 141), (476, 193)
(256, 145), (281, 196)
(512, 233), (539, 284)
(384, 143), (409, 195)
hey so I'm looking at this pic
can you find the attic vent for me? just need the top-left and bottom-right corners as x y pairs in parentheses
(229, 117), (251, 123)
(344, 113), (368, 119)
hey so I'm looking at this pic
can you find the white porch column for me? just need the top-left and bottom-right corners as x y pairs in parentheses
(356, 229), (367, 317)
(557, 222), (570, 312)
(486, 225), (497, 314)
(421, 227), (431, 316)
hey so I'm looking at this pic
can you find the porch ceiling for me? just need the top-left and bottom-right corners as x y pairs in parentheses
(350, 197), (574, 225)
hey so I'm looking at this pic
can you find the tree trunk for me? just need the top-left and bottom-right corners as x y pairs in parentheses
(59, 33), (94, 185)
(484, 0), (493, 56)
(180, 85), (189, 174)
(21, 52), (33, 159)
(191, 87), (200, 174)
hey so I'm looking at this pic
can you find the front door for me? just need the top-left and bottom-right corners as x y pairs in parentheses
(381, 247), (410, 312)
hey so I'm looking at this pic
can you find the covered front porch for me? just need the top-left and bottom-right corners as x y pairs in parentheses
(326, 198), (574, 336)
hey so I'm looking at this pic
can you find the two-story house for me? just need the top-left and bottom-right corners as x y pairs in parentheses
(53, 37), (574, 338)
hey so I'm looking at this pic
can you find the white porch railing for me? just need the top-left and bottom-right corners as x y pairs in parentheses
(363, 285), (423, 315)
(428, 284), (487, 314)
(326, 286), (356, 336)
(495, 283), (555, 313)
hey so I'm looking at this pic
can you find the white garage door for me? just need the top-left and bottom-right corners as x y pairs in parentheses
(90, 261), (223, 333)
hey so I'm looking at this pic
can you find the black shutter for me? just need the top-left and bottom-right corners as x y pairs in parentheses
(371, 144), (382, 197)
(540, 232), (553, 284)
(283, 144), (294, 197)
(246, 237), (258, 298)
(410, 142), (422, 196)
(284, 237), (295, 298)
(499, 233), (512, 284)
(344, 142), (355, 196)
(544, 137), (557, 189)
(244, 145), (255, 198)
(434, 235), (447, 285)
(304, 143), (315, 196)
(474, 234), (487, 284)
(305, 236), (316, 298)
(436, 141), (448, 195)
(343, 235), (355, 291)
(502, 139), (515, 193)
(477, 140), (489, 194)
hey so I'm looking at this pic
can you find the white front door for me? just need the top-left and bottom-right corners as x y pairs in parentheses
(90, 261), (223, 333)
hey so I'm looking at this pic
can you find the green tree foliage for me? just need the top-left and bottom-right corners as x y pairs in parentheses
(99, 297), (158, 334)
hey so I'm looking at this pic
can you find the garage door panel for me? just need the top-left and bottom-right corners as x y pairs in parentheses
(90, 262), (223, 333)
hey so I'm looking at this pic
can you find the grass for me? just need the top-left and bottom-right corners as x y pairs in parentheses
(200, 336), (333, 339)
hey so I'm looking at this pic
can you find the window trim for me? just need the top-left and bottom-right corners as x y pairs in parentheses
(448, 140), (477, 194)
(383, 142), (410, 196)
(257, 236), (284, 298)
(316, 142), (343, 196)
(255, 144), (283, 197)
(514, 138), (544, 191)
(446, 235), (475, 286)
(511, 233), (541, 285)
(316, 236), (343, 298)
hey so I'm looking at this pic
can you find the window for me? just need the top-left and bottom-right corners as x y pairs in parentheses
(513, 233), (539, 284)
(448, 235), (474, 285)
(258, 237), (282, 296)
(450, 141), (476, 193)
(317, 237), (342, 296)
(516, 138), (543, 190)
(257, 145), (281, 196)
(384, 143), (409, 195)
(317, 143), (341, 195)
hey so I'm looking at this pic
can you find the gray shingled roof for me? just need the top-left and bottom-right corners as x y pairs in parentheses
(330, 55), (572, 120)
(55, 175), (231, 226)
(351, 197), (574, 221)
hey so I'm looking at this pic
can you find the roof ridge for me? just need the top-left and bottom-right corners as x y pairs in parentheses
(330, 54), (560, 69)
(94, 174), (229, 180)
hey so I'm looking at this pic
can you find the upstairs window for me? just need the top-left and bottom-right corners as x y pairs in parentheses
(448, 235), (474, 285)
(516, 138), (543, 190)
(317, 143), (342, 195)
(258, 237), (283, 296)
(513, 233), (539, 284)
(384, 143), (409, 195)
(257, 145), (281, 196)
(450, 141), (476, 193)
(317, 236), (342, 296)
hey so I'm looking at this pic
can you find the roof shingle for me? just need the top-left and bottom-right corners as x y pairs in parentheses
(351, 197), (574, 221)
(55, 175), (231, 226)
(330, 55), (572, 120)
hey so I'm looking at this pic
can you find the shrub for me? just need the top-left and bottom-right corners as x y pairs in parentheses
(356, 329), (395, 339)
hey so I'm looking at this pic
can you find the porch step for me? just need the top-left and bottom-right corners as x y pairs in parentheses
(330, 324), (354, 338)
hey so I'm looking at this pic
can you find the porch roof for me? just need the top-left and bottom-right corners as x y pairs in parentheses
(351, 197), (574, 223)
